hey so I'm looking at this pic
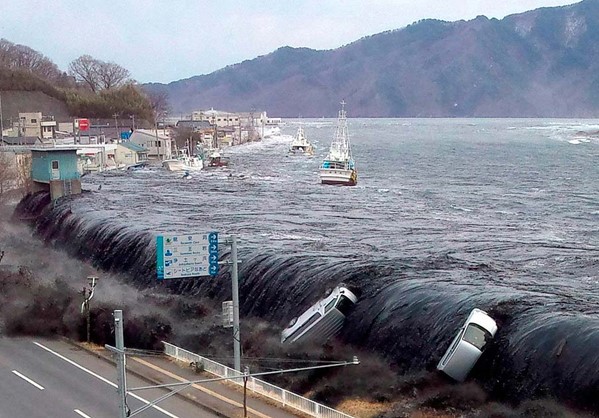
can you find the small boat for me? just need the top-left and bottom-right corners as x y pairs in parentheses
(289, 126), (314, 155)
(205, 149), (230, 168)
(319, 101), (357, 186)
(281, 284), (358, 345)
(162, 148), (203, 171)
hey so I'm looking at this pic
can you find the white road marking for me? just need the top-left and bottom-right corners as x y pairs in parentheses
(33, 342), (180, 418)
(74, 409), (93, 418)
(12, 370), (45, 390)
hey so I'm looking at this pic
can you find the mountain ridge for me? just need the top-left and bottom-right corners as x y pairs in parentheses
(144, 0), (599, 117)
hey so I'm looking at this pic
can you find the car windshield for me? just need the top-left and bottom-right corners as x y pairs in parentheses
(463, 324), (491, 350)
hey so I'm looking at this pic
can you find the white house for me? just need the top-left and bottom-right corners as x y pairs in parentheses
(129, 129), (172, 160)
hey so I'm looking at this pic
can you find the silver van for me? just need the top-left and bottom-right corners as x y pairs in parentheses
(437, 308), (498, 382)
(281, 284), (358, 345)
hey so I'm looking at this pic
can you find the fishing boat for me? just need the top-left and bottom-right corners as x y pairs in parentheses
(162, 148), (203, 171)
(319, 101), (357, 186)
(205, 148), (230, 168)
(289, 125), (314, 155)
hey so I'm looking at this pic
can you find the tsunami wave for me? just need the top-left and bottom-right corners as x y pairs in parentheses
(14, 191), (599, 411)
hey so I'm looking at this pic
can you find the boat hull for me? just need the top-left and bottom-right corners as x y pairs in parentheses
(162, 158), (203, 171)
(289, 146), (314, 156)
(319, 168), (357, 186)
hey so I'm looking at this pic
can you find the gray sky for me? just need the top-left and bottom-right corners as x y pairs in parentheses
(2, 0), (577, 84)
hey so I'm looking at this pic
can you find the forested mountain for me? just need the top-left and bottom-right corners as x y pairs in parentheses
(145, 0), (599, 117)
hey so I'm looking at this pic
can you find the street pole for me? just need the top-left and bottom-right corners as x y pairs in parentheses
(243, 366), (249, 417)
(154, 121), (161, 161)
(0, 91), (4, 145)
(80, 276), (98, 344)
(231, 235), (241, 372)
(114, 310), (128, 418)
(86, 296), (91, 344)
(113, 113), (119, 140)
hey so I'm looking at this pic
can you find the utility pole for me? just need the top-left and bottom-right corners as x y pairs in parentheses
(113, 113), (119, 140)
(80, 276), (99, 344)
(129, 114), (135, 131)
(114, 310), (128, 418)
(228, 235), (241, 371)
(0, 91), (4, 145)
(154, 121), (161, 161)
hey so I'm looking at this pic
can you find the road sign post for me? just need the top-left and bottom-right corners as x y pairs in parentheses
(156, 232), (219, 280)
(230, 235), (241, 372)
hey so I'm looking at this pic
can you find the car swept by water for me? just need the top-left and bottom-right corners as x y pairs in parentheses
(281, 284), (358, 345)
(437, 308), (498, 382)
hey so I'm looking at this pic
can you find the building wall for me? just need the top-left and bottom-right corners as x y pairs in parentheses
(19, 112), (42, 137)
(115, 144), (139, 166)
(31, 150), (80, 183)
(129, 130), (172, 159)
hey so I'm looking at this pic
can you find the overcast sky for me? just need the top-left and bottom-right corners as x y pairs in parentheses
(2, 0), (578, 84)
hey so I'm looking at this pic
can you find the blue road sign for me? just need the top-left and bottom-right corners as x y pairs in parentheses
(156, 232), (219, 280)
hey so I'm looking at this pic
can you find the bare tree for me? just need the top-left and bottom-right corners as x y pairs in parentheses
(148, 91), (171, 123)
(68, 55), (132, 92)
(0, 152), (17, 199)
(68, 55), (101, 92)
(97, 61), (131, 90)
(15, 152), (32, 195)
(0, 38), (61, 81)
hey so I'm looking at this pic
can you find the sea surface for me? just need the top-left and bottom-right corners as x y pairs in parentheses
(20, 118), (599, 408)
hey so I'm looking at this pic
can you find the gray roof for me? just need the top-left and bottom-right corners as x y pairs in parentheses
(176, 120), (212, 130)
(2, 136), (42, 146)
(120, 141), (148, 153)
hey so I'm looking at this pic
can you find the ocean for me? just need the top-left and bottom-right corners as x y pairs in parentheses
(18, 118), (599, 408)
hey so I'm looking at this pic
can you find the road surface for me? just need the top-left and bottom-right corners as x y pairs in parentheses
(0, 337), (220, 418)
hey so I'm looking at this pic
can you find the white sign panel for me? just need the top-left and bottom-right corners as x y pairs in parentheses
(222, 301), (233, 328)
(156, 232), (218, 280)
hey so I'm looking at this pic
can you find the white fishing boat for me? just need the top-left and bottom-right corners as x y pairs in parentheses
(319, 101), (357, 186)
(289, 126), (314, 155)
(162, 148), (203, 171)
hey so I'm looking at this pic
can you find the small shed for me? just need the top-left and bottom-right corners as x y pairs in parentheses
(31, 148), (81, 200)
(115, 141), (149, 166)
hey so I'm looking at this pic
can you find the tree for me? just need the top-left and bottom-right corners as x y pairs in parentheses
(148, 91), (171, 124)
(68, 55), (131, 92)
(0, 152), (17, 199)
(15, 153), (32, 195)
(97, 61), (131, 90)
(0, 38), (62, 82)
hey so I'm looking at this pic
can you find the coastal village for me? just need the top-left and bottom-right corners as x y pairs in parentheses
(0, 108), (282, 200)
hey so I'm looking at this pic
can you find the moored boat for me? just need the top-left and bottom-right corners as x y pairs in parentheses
(319, 101), (357, 186)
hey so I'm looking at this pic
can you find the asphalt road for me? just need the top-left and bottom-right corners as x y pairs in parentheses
(0, 337), (221, 418)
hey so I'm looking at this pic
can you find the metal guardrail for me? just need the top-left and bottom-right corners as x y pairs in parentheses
(163, 342), (354, 418)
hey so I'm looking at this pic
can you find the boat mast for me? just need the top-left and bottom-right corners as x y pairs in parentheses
(333, 100), (351, 158)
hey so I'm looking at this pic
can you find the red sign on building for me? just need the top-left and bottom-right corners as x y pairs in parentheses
(77, 118), (90, 131)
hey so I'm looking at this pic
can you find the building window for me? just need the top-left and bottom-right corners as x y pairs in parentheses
(51, 160), (59, 170)
(31, 119), (37, 123)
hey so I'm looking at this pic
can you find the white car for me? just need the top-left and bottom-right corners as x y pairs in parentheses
(437, 308), (498, 382)
(281, 284), (358, 345)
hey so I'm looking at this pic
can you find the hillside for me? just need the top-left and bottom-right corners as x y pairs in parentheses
(144, 0), (599, 117)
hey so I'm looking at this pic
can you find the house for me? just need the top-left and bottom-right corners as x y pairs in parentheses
(31, 148), (81, 200)
(129, 129), (172, 160)
(18, 112), (57, 139)
(175, 120), (212, 131)
(76, 144), (118, 173)
(115, 141), (148, 167)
